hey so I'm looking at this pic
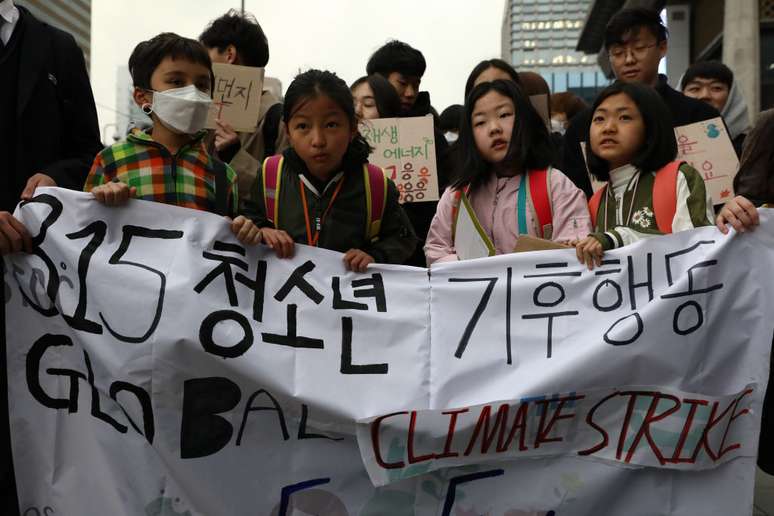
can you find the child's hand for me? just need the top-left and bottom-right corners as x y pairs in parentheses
(229, 216), (262, 245)
(21, 173), (56, 200)
(91, 182), (136, 206)
(343, 249), (374, 273)
(716, 195), (759, 234)
(214, 119), (240, 152)
(0, 211), (32, 255)
(261, 228), (295, 258)
(574, 236), (604, 270)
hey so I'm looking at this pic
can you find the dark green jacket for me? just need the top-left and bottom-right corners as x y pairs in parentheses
(590, 163), (713, 250)
(248, 149), (417, 264)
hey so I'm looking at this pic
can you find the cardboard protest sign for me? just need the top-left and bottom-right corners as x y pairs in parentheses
(674, 116), (740, 203)
(5, 187), (774, 515)
(360, 116), (439, 203)
(206, 63), (264, 132)
(513, 234), (570, 253)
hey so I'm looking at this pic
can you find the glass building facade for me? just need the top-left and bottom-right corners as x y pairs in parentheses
(502, 0), (609, 103)
(16, 0), (91, 68)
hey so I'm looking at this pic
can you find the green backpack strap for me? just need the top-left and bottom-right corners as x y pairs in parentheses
(262, 155), (284, 227)
(363, 164), (388, 241)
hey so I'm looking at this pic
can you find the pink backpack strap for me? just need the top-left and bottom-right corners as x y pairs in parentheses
(652, 161), (683, 234)
(363, 164), (388, 241)
(262, 155), (284, 227)
(588, 185), (607, 229)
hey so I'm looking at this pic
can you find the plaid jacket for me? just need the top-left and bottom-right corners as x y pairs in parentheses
(84, 129), (238, 217)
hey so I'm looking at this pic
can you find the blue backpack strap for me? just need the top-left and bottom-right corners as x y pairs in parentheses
(517, 173), (529, 235)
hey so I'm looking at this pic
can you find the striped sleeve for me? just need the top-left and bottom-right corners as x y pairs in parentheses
(599, 226), (658, 250)
(672, 163), (713, 231)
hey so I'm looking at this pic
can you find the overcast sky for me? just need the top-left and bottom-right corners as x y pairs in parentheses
(91, 0), (505, 139)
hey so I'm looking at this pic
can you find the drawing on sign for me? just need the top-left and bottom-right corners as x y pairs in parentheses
(674, 117), (739, 202)
(360, 116), (439, 203)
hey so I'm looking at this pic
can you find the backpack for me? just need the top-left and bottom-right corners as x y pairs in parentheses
(261, 155), (388, 242)
(450, 168), (554, 240)
(588, 161), (683, 234)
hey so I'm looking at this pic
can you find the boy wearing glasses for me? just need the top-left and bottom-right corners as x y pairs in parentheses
(561, 8), (719, 197)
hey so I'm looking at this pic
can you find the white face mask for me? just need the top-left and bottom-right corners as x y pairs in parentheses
(444, 131), (459, 143)
(146, 85), (212, 135)
(550, 118), (567, 135)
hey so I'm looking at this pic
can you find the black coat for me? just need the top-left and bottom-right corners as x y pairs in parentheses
(561, 75), (720, 198)
(1, 8), (101, 515)
(1, 6), (102, 212)
(398, 91), (452, 266)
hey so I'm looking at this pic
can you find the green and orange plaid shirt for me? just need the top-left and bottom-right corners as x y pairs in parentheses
(84, 129), (239, 217)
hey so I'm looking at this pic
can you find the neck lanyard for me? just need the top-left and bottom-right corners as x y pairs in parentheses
(602, 170), (640, 232)
(299, 176), (345, 247)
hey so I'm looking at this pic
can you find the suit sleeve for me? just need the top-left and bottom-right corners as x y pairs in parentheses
(43, 31), (102, 190)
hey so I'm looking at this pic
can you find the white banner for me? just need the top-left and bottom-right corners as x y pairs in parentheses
(5, 188), (774, 516)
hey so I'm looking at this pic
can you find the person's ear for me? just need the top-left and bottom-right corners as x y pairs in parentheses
(657, 40), (668, 60)
(283, 120), (291, 140)
(133, 87), (153, 115)
(226, 44), (238, 65)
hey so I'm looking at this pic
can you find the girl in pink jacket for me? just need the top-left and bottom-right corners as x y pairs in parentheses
(424, 80), (592, 265)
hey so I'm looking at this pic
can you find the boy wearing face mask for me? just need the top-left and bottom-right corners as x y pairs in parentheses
(84, 33), (261, 245)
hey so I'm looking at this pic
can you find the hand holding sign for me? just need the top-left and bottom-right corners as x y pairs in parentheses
(213, 119), (240, 151)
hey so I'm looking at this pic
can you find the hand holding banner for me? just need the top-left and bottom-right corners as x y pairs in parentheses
(4, 188), (773, 515)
